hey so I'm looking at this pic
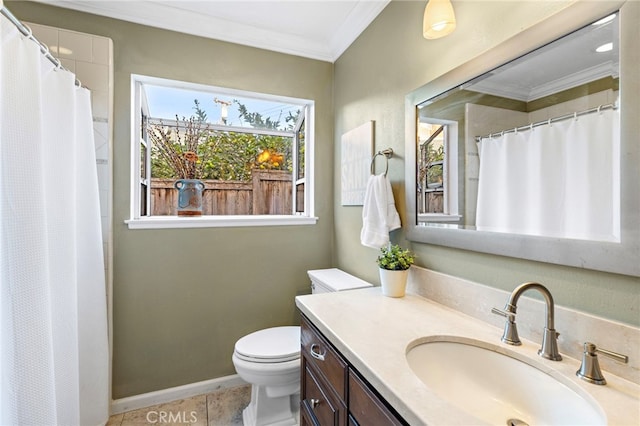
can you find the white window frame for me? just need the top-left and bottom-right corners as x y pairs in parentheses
(417, 118), (461, 224)
(126, 74), (316, 229)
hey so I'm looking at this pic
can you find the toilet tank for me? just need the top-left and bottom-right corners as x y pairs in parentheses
(307, 268), (373, 294)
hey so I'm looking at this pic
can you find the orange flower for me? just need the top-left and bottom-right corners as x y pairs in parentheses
(257, 150), (271, 163)
(184, 151), (199, 163)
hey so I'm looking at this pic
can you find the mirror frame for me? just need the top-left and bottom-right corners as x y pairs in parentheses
(405, 0), (640, 277)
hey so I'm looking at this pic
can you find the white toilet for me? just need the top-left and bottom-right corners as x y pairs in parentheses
(232, 268), (372, 426)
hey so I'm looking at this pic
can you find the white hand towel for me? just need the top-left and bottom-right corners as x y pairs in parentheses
(360, 174), (401, 248)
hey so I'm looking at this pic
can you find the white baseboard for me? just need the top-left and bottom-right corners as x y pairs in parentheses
(110, 374), (247, 415)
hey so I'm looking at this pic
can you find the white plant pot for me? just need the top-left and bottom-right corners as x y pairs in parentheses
(379, 268), (409, 298)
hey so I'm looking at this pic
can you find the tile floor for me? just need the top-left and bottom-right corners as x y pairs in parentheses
(106, 385), (250, 426)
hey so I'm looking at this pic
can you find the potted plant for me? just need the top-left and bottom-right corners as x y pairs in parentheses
(376, 244), (415, 297)
(148, 116), (211, 216)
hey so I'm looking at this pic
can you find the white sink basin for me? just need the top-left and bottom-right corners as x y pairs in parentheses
(406, 337), (606, 425)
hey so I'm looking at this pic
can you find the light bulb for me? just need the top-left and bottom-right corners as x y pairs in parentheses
(431, 21), (447, 32)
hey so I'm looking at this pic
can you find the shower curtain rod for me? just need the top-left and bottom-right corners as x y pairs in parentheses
(1, 6), (81, 86)
(475, 102), (618, 141)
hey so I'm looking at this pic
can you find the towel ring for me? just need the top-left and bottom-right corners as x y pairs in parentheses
(370, 148), (394, 176)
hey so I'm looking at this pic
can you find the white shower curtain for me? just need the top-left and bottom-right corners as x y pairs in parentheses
(1, 7), (109, 426)
(476, 108), (620, 241)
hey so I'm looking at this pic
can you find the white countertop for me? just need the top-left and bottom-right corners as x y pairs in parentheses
(295, 287), (640, 425)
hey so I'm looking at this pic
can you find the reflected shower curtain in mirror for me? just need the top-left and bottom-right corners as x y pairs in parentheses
(0, 9), (109, 426)
(476, 109), (620, 241)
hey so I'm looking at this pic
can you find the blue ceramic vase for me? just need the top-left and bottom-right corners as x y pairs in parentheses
(174, 179), (205, 216)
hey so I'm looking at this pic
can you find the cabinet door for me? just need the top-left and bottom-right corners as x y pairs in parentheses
(302, 362), (344, 426)
(300, 401), (317, 426)
(348, 369), (404, 426)
(301, 316), (348, 400)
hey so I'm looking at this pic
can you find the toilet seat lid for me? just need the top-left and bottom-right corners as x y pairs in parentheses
(235, 326), (300, 362)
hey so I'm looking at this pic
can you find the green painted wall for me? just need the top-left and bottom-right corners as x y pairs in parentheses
(333, 1), (639, 325)
(7, 1), (334, 398)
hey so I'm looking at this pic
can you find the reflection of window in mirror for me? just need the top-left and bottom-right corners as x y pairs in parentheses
(419, 123), (444, 212)
(417, 119), (459, 223)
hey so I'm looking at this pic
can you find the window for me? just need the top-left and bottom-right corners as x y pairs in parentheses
(417, 119), (459, 223)
(128, 75), (316, 229)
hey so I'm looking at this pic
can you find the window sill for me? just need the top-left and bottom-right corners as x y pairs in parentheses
(125, 215), (318, 229)
(418, 213), (462, 223)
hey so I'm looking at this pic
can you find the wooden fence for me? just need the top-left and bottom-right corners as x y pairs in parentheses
(418, 191), (444, 214)
(151, 170), (295, 216)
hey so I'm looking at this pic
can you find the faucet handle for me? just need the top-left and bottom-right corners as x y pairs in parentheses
(491, 307), (521, 345)
(576, 342), (629, 385)
(491, 307), (515, 320)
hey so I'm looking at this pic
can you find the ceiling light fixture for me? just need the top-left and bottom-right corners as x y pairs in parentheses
(423, 0), (456, 39)
(596, 42), (613, 53)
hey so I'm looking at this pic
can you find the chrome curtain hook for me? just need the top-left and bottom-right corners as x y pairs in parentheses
(23, 23), (34, 40)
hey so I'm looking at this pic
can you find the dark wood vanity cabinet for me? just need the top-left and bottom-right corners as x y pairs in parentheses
(300, 315), (406, 426)
(348, 369), (404, 426)
(300, 314), (347, 426)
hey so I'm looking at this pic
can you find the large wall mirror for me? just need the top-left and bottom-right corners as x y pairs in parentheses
(405, 0), (639, 277)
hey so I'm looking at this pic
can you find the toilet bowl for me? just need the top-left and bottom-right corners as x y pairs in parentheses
(232, 269), (372, 426)
(233, 326), (301, 426)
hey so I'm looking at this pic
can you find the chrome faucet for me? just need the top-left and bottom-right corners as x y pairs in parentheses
(492, 282), (562, 361)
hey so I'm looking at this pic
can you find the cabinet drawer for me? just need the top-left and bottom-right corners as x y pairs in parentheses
(302, 365), (343, 426)
(301, 316), (348, 400)
(348, 369), (404, 426)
